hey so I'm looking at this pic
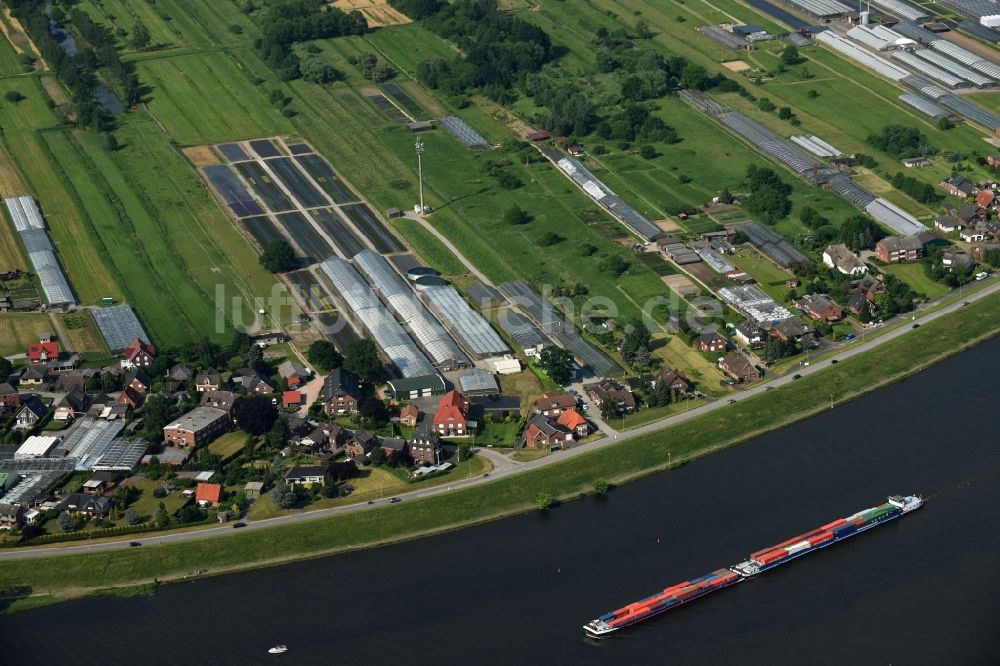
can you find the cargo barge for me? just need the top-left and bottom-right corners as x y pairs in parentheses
(584, 495), (922, 637)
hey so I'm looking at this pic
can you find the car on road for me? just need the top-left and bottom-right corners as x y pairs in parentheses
(830, 359), (838, 365)
(962, 301), (969, 306)
(389, 497), (402, 503)
(232, 522), (247, 529)
(912, 323), (920, 329)
(845, 334), (855, 340)
(482, 473), (490, 477)
(129, 541), (142, 547)
(792, 374), (802, 380)
(765, 386), (774, 391)
(727, 398), (737, 404)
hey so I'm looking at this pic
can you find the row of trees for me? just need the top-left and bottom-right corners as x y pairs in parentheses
(67, 9), (140, 106)
(256, 0), (367, 81)
(890, 172), (939, 204)
(866, 124), (935, 159)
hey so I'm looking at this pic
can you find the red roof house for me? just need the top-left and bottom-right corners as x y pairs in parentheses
(287, 375), (303, 389)
(27, 341), (59, 364)
(556, 409), (591, 438)
(121, 339), (156, 369)
(195, 483), (223, 507)
(976, 190), (995, 209)
(433, 390), (469, 436)
(282, 390), (304, 408)
(399, 404), (419, 427)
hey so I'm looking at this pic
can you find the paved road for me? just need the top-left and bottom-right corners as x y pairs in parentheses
(2, 280), (997, 562)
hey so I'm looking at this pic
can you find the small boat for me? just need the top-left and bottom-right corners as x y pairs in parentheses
(268, 645), (288, 655)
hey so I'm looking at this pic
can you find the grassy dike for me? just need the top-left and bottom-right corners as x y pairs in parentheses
(2, 292), (998, 609)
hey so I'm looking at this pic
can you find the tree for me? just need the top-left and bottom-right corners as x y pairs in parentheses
(342, 338), (384, 382)
(359, 395), (389, 425)
(778, 107), (793, 120)
(503, 204), (531, 226)
(369, 446), (387, 467)
(458, 442), (472, 462)
(259, 239), (298, 273)
(301, 56), (341, 84)
(124, 507), (142, 525)
(536, 492), (554, 510)
(593, 478), (609, 495)
(599, 396), (618, 420)
(57, 511), (81, 533)
(538, 231), (564, 246)
(538, 346), (573, 384)
(807, 89), (819, 98)
(639, 144), (657, 159)
(780, 43), (801, 65)
(307, 340), (342, 371)
(0, 356), (12, 382)
(839, 215), (885, 251)
(271, 480), (297, 508)
(679, 64), (711, 90)
(267, 419), (288, 449)
(130, 22), (151, 50)
(232, 395), (278, 435)
(141, 395), (175, 441)
(153, 502), (170, 528)
(3, 90), (25, 103)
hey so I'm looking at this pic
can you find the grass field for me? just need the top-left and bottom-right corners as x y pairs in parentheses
(126, 477), (191, 524)
(650, 333), (730, 396)
(207, 431), (248, 459)
(58, 312), (107, 353)
(621, 399), (704, 430)
(4, 292), (996, 601)
(0, 312), (50, 356)
(881, 262), (950, 299)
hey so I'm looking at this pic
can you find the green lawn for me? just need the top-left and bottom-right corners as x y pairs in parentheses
(207, 431), (248, 459)
(4, 292), (996, 601)
(621, 399), (706, 430)
(0, 312), (51, 356)
(881, 262), (950, 299)
(58, 312), (108, 354)
(126, 477), (191, 524)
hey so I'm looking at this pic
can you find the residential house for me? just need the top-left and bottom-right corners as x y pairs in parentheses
(162, 406), (230, 447)
(771, 316), (813, 343)
(470, 395), (522, 420)
(200, 390), (239, 416)
(167, 363), (196, 383)
(976, 190), (995, 209)
(584, 379), (636, 413)
(194, 370), (223, 392)
(399, 404), (419, 427)
(231, 368), (275, 394)
(81, 471), (121, 495)
(284, 466), (326, 486)
(524, 414), (572, 448)
(901, 157), (930, 168)
(282, 390), (304, 408)
(14, 396), (48, 429)
(876, 235), (924, 262)
(380, 437), (409, 461)
(794, 293), (843, 323)
(409, 424), (441, 465)
(0, 383), (20, 414)
(54, 388), (89, 421)
(19, 364), (50, 387)
(117, 386), (144, 411)
(935, 217), (963, 233)
(345, 430), (378, 461)
(125, 369), (152, 394)
(26, 340), (59, 364)
(988, 154), (1000, 168)
(734, 320), (765, 349)
(0, 503), (24, 530)
(433, 390), (470, 436)
(244, 481), (264, 500)
(195, 482), (223, 507)
(277, 360), (310, 383)
(960, 228), (986, 242)
(823, 244), (867, 275)
(939, 175), (978, 198)
(556, 409), (591, 438)
(654, 367), (693, 394)
(120, 339), (156, 370)
(322, 368), (361, 415)
(532, 391), (577, 417)
(953, 202), (983, 225)
(53, 372), (85, 394)
(719, 351), (761, 384)
(976, 218), (1000, 239)
(941, 251), (975, 271)
(694, 330), (728, 353)
(57, 493), (111, 518)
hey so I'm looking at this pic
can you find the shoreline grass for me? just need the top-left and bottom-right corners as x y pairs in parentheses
(2, 291), (996, 609)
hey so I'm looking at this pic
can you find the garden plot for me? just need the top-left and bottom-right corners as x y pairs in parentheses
(235, 161), (296, 213)
(341, 203), (404, 253)
(266, 157), (330, 209)
(295, 154), (358, 204)
(276, 212), (334, 263)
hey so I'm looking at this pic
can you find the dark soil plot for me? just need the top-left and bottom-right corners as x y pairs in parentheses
(276, 212), (334, 264)
(382, 82), (423, 118)
(295, 155), (358, 204)
(362, 90), (408, 124)
(249, 139), (281, 158)
(312, 208), (366, 257)
(341, 203), (403, 253)
(389, 253), (423, 274)
(216, 143), (249, 161)
(241, 216), (284, 251)
(287, 143), (314, 155)
(267, 157), (329, 209)
(202, 165), (262, 217)
(235, 161), (295, 213)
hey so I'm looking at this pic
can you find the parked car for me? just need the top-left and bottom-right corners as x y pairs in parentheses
(912, 323), (920, 329)
(232, 521), (247, 529)
(727, 398), (737, 404)
(792, 374), (802, 380)
(129, 541), (142, 547)
(845, 334), (855, 341)
(389, 497), (402, 503)
(830, 359), (838, 364)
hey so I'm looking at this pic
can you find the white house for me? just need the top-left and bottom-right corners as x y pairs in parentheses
(823, 244), (867, 276)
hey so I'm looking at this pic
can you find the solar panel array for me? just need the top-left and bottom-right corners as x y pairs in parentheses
(352, 249), (468, 370)
(92, 304), (151, 351)
(4, 196), (76, 306)
(911, 49), (993, 86)
(422, 284), (509, 358)
(738, 222), (810, 268)
(892, 50), (966, 87)
(498, 280), (618, 376)
(863, 198), (928, 235)
(815, 31), (910, 81)
(440, 116), (489, 150)
(319, 256), (435, 378)
(898, 92), (951, 119)
(542, 147), (662, 241)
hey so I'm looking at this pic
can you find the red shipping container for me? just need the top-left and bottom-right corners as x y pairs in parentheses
(821, 519), (846, 530)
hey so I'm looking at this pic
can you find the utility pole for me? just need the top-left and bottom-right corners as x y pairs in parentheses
(415, 139), (427, 215)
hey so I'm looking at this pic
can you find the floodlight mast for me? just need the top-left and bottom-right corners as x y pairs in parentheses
(415, 139), (427, 215)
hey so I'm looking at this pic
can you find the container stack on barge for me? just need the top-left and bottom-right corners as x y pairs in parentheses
(584, 495), (923, 637)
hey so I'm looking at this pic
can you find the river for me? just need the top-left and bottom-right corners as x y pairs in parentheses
(2, 339), (999, 664)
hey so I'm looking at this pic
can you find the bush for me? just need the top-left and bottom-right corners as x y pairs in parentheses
(4, 90), (25, 103)
(259, 239), (298, 273)
(536, 492), (554, 510)
(639, 144), (657, 159)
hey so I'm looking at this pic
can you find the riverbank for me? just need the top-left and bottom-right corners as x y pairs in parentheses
(2, 292), (998, 612)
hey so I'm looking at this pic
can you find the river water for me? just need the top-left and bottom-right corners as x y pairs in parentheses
(2, 340), (999, 665)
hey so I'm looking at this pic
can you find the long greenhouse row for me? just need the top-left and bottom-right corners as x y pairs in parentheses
(421, 284), (509, 359)
(3, 196), (75, 307)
